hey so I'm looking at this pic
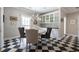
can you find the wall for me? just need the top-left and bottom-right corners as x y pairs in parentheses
(4, 7), (34, 40)
(61, 10), (78, 36)
(66, 12), (78, 36)
(0, 8), (1, 45)
(0, 8), (1, 39)
(78, 16), (79, 38)
(0, 8), (4, 47)
(60, 10), (67, 37)
(60, 19), (64, 37)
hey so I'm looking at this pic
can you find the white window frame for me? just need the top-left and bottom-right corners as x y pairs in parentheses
(21, 15), (31, 29)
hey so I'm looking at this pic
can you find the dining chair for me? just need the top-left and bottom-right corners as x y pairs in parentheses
(18, 27), (26, 47)
(41, 28), (52, 39)
(26, 29), (38, 51)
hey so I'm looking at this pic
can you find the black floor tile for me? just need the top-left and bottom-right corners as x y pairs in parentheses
(59, 47), (66, 51)
(42, 43), (47, 46)
(13, 45), (20, 48)
(3, 45), (10, 48)
(48, 46), (54, 50)
(15, 49), (23, 52)
(55, 50), (62, 52)
(29, 49), (36, 52)
(42, 50), (49, 52)
(62, 44), (68, 47)
(37, 46), (42, 49)
(13, 42), (18, 45)
(2, 48), (11, 52)
(52, 44), (57, 46)
(1, 36), (79, 52)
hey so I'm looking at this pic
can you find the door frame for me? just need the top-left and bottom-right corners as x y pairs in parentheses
(0, 7), (4, 48)
(77, 15), (79, 38)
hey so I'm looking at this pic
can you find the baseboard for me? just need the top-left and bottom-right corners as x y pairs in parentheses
(0, 45), (3, 48)
(67, 34), (78, 37)
(4, 36), (19, 40)
(0, 42), (4, 48)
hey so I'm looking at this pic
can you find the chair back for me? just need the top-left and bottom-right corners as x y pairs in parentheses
(18, 27), (25, 38)
(26, 29), (38, 44)
(46, 28), (52, 37)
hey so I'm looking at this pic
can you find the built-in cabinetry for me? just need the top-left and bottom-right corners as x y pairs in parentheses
(40, 10), (60, 28)
(39, 10), (60, 39)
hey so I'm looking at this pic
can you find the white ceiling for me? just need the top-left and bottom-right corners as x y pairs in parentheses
(61, 7), (79, 15)
(14, 7), (59, 15)
(26, 7), (58, 14)
(14, 7), (35, 15)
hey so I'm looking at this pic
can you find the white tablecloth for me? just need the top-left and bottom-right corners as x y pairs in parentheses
(50, 29), (59, 39)
(38, 28), (47, 34)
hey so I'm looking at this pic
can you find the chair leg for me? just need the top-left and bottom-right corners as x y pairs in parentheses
(26, 42), (30, 52)
(26, 42), (28, 52)
(15, 39), (18, 47)
(28, 43), (30, 51)
(19, 38), (21, 47)
(26, 42), (27, 52)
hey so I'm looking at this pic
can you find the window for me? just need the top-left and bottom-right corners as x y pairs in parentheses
(42, 16), (45, 22)
(50, 14), (53, 22)
(46, 15), (49, 22)
(21, 16), (31, 29)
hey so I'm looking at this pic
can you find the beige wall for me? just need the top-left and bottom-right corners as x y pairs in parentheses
(66, 12), (78, 35)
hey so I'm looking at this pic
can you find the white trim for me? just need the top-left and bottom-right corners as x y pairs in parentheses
(77, 16), (79, 37)
(67, 34), (78, 37)
(0, 7), (4, 48)
(64, 16), (66, 35)
(4, 36), (20, 40)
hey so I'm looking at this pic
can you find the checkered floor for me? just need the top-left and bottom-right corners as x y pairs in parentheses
(1, 35), (79, 52)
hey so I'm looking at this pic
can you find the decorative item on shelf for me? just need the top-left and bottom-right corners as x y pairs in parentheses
(10, 16), (18, 25)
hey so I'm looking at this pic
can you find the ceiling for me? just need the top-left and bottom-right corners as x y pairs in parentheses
(61, 7), (79, 15)
(14, 7), (59, 15)
(26, 7), (58, 14)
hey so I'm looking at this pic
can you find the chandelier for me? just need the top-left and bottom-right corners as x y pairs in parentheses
(31, 11), (41, 25)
